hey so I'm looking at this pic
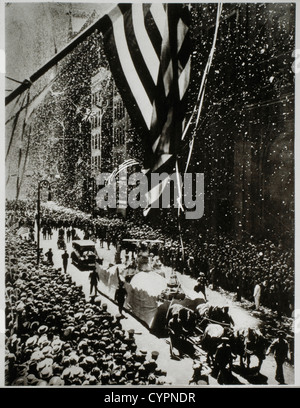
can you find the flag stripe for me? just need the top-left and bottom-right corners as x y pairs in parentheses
(143, 154), (175, 212)
(177, 18), (189, 53)
(131, 4), (160, 84)
(102, 24), (148, 134)
(144, 4), (191, 211)
(144, 5), (164, 57)
(178, 57), (191, 100)
(108, 6), (153, 129)
(154, 107), (174, 156)
(149, 3), (167, 38)
(149, 76), (172, 148)
(122, 7), (157, 104)
(178, 34), (192, 72)
(102, 24), (153, 144)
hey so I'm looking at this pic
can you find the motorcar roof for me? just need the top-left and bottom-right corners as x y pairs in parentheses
(72, 240), (96, 247)
(122, 239), (164, 243)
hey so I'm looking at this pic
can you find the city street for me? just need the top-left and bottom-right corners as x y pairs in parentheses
(4, 2), (297, 389)
(39, 227), (294, 386)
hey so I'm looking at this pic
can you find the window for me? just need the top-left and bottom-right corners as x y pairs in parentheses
(115, 128), (120, 145)
(120, 128), (125, 145)
(96, 155), (101, 169)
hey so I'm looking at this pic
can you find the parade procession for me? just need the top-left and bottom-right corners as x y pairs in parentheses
(4, 2), (296, 387)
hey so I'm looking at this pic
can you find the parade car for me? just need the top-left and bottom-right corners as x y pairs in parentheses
(71, 240), (98, 270)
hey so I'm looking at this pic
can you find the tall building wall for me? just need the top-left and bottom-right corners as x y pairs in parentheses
(234, 96), (294, 243)
(188, 3), (295, 243)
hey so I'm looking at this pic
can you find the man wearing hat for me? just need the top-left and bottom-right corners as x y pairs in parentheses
(115, 269), (127, 318)
(148, 373), (157, 385)
(151, 351), (159, 361)
(138, 349), (147, 363)
(61, 250), (69, 274)
(124, 329), (136, 349)
(26, 374), (40, 386)
(49, 376), (65, 386)
(214, 337), (233, 384)
(253, 280), (263, 310)
(167, 312), (187, 359)
(111, 314), (122, 329)
(266, 331), (289, 384)
(45, 249), (54, 266)
(144, 358), (157, 374)
(89, 268), (100, 297)
(189, 361), (210, 385)
(194, 272), (207, 300)
(99, 304), (112, 321)
(39, 365), (53, 381)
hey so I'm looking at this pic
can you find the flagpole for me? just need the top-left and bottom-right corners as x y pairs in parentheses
(5, 5), (116, 106)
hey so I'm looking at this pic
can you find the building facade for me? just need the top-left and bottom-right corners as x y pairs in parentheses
(186, 3), (295, 244)
(91, 68), (133, 215)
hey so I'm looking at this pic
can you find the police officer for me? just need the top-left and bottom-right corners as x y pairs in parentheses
(266, 331), (289, 384)
(214, 337), (233, 384)
(194, 272), (207, 300)
(61, 250), (69, 274)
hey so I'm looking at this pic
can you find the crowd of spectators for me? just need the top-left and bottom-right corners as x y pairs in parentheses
(6, 199), (294, 318)
(184, 236), (294, 317)
(31, 201), (293, 317)
(5, 200), (294, 386)
(5, 215), (170, 386)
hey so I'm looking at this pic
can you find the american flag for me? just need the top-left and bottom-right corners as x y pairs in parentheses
(100, 3), (191, 213)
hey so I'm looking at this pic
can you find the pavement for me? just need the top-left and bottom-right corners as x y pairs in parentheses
(38, 227), (295, 386)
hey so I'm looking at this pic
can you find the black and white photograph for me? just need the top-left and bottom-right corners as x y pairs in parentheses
(2, 1), (299, 389)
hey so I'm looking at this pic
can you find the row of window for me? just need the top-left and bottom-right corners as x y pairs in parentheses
(91, 100), (125, 129)
(91, 128), (126, 151)
(92, 89), (109, 106)
(91, 111), (103, 129)
(113, 100), (125, 120)
(92, 92), (100, 106)
(114, 127), (126, 146)
(91, 134), (101, 150)
(91, 154), (101, 171)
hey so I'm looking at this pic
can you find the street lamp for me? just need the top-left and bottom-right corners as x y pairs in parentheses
(36, 175), (60, 265)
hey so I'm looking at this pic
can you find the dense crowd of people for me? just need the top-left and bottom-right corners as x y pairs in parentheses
(5, 221), (170, 385)
(187, 237), (294, 317)
(5, 199), (295, 386)
(6, 199), (294, 318)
